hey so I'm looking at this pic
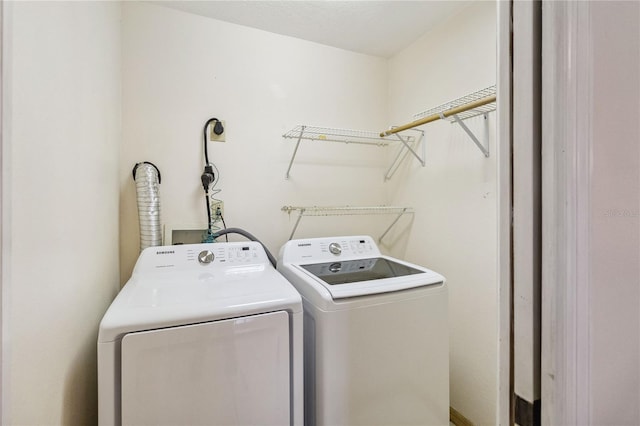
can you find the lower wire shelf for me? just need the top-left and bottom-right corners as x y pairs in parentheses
(281, 205), (414, 241)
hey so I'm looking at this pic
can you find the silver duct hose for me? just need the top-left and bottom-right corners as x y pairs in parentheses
(133, 162), (162, 252)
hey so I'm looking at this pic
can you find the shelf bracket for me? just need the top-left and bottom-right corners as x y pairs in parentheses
(378, 208), (409, 243)
(287, 207), (306, 240)
(394, 133), (425, 166)
(285, 125), (305, 179)
(450, 113), (490, 157)
(384, 130), (425, 181)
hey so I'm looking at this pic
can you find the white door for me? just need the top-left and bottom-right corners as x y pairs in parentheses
(120, 311), (291, 426)
(541, 1), (640, 425)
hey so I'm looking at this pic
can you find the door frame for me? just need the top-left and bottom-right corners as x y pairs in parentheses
(0, 1), (4, 422)
(497, 1), (513, 425)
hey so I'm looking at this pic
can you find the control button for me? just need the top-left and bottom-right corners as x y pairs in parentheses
(198, 250), (215, 265)
(329, 242), (342, 255)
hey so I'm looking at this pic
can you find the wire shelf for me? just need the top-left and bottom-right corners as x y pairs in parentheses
(282, 125), (415, 146)
(413, 85), (497, 122)
(283, 125), (424, 180)
(281, 205), (414, 241)
(281, 205), (413, 216)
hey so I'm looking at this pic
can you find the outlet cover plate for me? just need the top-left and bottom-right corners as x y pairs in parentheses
(210, 120), (226, 142)
(210, 200), (224, 218)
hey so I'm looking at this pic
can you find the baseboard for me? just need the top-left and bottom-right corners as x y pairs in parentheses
(450, 406), (474, 426)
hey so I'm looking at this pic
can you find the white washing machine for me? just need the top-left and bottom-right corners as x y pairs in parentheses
(277, 235), (449, 426)
(98, 242), (303, 426)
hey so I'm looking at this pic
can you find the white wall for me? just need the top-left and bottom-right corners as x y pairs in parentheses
(387, 2), (498, 424)
(2, 2), (121, 424)
(122, 2), (498, 424)
(0, 2), (500, 424)
(120, 2), (392, 282)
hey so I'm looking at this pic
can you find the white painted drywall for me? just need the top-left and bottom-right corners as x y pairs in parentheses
(2, 2), (121, 424)
(386, 2), (498, 424)
(123, 3), (499, 424)
(120, 2), (392, 282)
(1, 1), (500, 424)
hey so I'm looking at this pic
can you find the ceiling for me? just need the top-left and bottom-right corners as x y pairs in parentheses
(154, 1), (472, 58)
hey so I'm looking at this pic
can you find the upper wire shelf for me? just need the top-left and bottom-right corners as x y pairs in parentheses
(283, 125), (424, 180)
(282, 125), (414, 146)
(413, 85), (497, 122)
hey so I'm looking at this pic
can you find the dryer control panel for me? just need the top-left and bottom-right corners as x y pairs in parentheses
(134, 242), (268, 272)
(280, 235), (381, 264)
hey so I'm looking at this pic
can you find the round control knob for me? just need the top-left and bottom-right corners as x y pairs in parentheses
(329, 242), (342, 255)
(198, 250), (215, 265)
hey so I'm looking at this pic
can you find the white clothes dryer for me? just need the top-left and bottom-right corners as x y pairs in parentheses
(98, 242), (303, 426)
(277, 235), (448, 426)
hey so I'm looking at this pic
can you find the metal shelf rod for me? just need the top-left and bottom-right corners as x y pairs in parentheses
(379, 94), (496, 137)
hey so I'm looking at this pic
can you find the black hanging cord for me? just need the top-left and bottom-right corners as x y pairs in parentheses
(202, 118), (225, 241)
(205, 193), (212, 234)
(202, 118), (219, 235)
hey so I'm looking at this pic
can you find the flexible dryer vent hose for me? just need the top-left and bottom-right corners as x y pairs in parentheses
(132, 162), (162, 252)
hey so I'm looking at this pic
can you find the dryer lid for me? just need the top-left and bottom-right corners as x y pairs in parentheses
(98, 242), (302, 343)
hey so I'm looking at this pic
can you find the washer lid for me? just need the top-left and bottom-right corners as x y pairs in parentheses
(300, 257), (423, 285)
(294, 256), (444, 299)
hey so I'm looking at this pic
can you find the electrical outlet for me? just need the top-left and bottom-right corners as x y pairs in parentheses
(211, 200), (224, 218)
(210, 120), (226, 142)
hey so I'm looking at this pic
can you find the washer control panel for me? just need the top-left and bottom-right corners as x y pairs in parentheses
(135, 242), (267, 272)
(281, 235), (380, 264)
(321, 238), (375, 258)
